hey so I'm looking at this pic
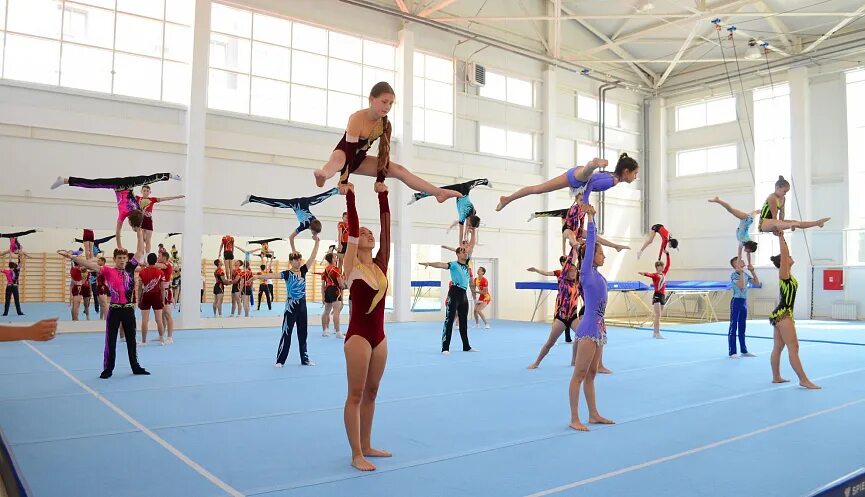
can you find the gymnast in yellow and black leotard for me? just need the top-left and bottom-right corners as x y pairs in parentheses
(767, 231), (820, 389)
(758, 175), (830, 233)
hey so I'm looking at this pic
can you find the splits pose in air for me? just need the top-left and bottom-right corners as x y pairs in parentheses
(496, 153), (639, 211)
(312, 82), (460, 204)
(51, 173), (180, 250)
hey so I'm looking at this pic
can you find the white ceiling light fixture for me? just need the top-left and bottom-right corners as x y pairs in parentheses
(635, 0), (655, 13)
(744, 39), (763, 60)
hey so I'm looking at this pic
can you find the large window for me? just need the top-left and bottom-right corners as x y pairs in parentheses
(208, 3), (395, 129)
(752, 83), (791, 265)
(676, 144), (737, 177)
(0, 0), (194, 104)
(675, 96), (737, 131)
(753, 84), (791, 210)
(478, 124), (532, 160)
(848, 70), (865, 228)
(577, 93), (619, 127)
(478, 70), (533, 107)
(847, 70), (865, 262)
(413, 52), (453, 146)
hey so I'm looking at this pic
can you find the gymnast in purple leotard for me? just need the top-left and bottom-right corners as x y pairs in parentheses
(566, 204), (615, 432)
(496, 153), (640, 211)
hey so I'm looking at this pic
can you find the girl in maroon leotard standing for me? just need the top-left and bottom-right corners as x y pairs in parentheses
(341, 181), (391, 472)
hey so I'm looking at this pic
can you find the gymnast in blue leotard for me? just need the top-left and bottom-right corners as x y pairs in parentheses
(496, 153), (640, 211)
(566, 203), (615, 432)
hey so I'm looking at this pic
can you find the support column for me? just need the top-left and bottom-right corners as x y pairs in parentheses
(178, 0), (209, 329)
(540, 67), (557, 322)
(647, 97), (668, 226)
(788, 66), (813, 319)
(392, 25), (415, 322)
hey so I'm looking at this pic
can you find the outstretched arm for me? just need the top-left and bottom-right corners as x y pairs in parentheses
(662, 251), (671, 275)
(57, 250), (101, 272)
(420, 262), (449, 270)
(527, 267), (556, 277)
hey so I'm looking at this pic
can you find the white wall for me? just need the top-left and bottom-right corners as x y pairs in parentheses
(0, 0), (647, 323)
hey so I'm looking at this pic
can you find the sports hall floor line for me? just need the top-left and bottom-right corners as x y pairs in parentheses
(23, 341), (245, 497)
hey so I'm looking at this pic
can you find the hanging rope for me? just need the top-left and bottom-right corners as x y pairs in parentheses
(762, 45), (816, 265)
(714, 19), (815, 265)
(712, 19), (755, 181)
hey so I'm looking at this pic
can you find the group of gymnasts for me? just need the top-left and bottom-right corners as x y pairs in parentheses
(47, 173), (187, 377)
(0, 80), (832, 472)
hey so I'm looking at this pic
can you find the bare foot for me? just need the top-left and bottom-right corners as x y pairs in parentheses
(313, 169), (327, 188)
(800, 380), (821, 389)
(351, 455), (376, 471)
(588, 414), (615, 424)
(496, 195), (510, 212)
(569, 420), (589, 432)
(817, 217), (831, 228)
(615, 245), (630, 252)
(653, 333), (664, 339)
(708, 196), (719, 203)
(772, 377), (790, 384)
(527, 363), (539, 370)
(363, 447), (392, 457)
(598, 366), (613, 374)
(435, 189), (461, 203)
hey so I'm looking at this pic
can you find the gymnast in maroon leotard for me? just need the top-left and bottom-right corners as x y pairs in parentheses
(341, 182), (392, 473)
(312, 82), (459, 204)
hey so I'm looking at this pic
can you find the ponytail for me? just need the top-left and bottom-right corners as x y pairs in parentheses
(377, 115), (391, 178)
(775, 175), (790, 189)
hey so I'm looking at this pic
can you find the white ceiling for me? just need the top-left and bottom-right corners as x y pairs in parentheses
(352, 0), (865, 92)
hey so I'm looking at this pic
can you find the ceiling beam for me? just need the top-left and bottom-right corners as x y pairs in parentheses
(418, 0), (459, 17)
(657, 21), (700, 88)
(433, 12), (861, 22)
(671, 1), (790, 57)
(755, 1), (792, 52)
(802, 3), (865, 54)
(394, 0), (409, 13)
(581, 0), (760, 56)
(550, 0), (657, 87)
(565, 58), (768, 63)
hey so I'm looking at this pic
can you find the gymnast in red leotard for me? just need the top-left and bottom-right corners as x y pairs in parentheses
(341, 182), (392, 473)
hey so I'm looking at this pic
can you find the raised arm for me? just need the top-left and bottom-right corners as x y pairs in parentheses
(342, 185), (360, 277)
(288, 232), (298, 253)
(373, 183), (391, 268)
(778, 232), (791, 280)
(464, 226), (477, 257)
(305, 235), (321, 269)
(749, 266), (760, 286)
(662, 251), (671, 275)
(580, 207), (597, 276)
(217, 239), (224, 259)
(420, 262), (449, 270)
